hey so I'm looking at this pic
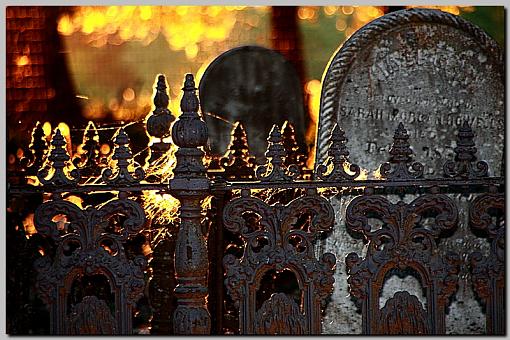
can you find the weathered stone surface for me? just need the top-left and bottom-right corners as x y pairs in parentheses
(320, 194), (488, 335)
(316, 8), (503, 177)
(317, 13), (502, 333)
(199, 45), (306, 160)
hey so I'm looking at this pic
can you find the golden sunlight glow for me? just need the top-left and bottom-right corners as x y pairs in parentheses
(141, 145), (180, 225)
(356, 168), (369, 181)
(143, 192), (180, 225)
(304, 79), (321, 169)
(16, 55), (30, 66)
(23, 213), (36, 237)
(341, 6), (354, 15)
(100, 143), (111, 155)
(58, 122), (73, 156)
(303, 6), (474, 36)
(373, 166), (383, 180)
(57, 122), (71, 137)
(58, 6), (267, 54)
(122, 87), (136, 102)
(65, 195), (84, 209)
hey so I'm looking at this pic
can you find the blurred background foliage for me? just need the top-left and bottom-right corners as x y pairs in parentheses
(55, 6), (504, 124)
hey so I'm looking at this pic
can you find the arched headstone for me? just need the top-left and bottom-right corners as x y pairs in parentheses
(199, 45), (306, 160)
(316, 8), (503, 176)
(315, 8), (504, 335)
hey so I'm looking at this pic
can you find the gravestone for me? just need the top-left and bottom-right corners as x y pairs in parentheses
(199, 45), (306, 161)
(316, 8), (504, 177)
(315, 8), (504, 335)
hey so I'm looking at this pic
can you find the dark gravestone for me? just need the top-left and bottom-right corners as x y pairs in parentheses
(199, 45), (306, 161)
(315, 9), (504, 334)
(316, 8), (504, 177)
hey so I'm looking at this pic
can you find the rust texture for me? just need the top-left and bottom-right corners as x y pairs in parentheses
(345, 194), (461, 334)
(316, 123), (361, 181)
(146, 74), (175, 162)
(443, 121), (489, 178)
(469, 193), (505, 334)
(169, 74), (211, 334)
(379, 122), (424, 180)
(33, 192), (147, 334)
(220, 121), (256, 180)
(222, 188), (336, 334)
(8, 69), (504, 335)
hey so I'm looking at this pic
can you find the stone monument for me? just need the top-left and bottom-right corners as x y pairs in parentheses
(314, 8), (504, 335)
(199, 45), (306, 161)
(315, 8), (503, 177)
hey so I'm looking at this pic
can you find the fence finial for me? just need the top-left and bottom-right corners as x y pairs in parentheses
(37, 128), (80, 186)
(73, 121), (101, 178)
(146, 74), (175, 162)
(180, 73), (199, 113)
(22, 121), (49, 175)
(102, 128), (145, 185)
(443, 120), (488, 178)
(221, 121), (255, 179)
(172, 74), (207, 152)
(281, 121), (306, 172)
(316, 123), (360, 181)
(256, 125), (299, 182)
(379, 122), (424, 180)
(170, 73), (211, 335)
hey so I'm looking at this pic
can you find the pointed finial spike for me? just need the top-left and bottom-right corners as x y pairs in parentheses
(180, 74), (199, 113)
(378, 122), (423, 180)
(316, 122), (359, 181)
(154, 74), (170, 110)
(157, 74), (166, 85)
(233, 121), (243, 133)
(184, 73), (195, 89)
(221, 120), (255, 179)
(38, 126), (80, 186)
(443, 120), (488, 178)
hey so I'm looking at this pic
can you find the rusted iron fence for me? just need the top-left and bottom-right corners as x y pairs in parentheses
(7, 72), (504, 335)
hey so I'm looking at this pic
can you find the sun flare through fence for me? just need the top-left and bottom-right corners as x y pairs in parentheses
(7, 8), (505, 336)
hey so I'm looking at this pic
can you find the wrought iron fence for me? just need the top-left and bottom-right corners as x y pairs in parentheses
(7, 72), (505, 335)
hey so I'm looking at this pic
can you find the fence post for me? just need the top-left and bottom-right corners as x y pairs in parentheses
(169, 74), (211, 334)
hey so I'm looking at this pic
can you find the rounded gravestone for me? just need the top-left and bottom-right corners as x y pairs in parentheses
(199, 45), (306, 160)
(316, 8), (504, 177)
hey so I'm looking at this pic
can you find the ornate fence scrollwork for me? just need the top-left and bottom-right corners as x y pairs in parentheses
(33, 193), (147, 335)
(345, 194), (460, 335)
(37, 128), (80, 187)
(443, 121), (489, 178)
(316, 123), (360, 181)
(379, 122), (424, 181)
(469, 193), (505, 335)
(256, 124), (300, 182)
(223, 189), (336, 334)
(7, 70), (504, 335)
